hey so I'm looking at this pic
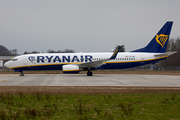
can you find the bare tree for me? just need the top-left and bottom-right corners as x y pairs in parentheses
(47, 49), (75, 53)
(24, 51), (40, 54)
(114, 45), (125, 52)
(160, 37), (180, 66)
(9, 49), (18, 55)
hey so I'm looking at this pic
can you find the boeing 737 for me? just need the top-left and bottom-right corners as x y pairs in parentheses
(4, 21), (176, 76)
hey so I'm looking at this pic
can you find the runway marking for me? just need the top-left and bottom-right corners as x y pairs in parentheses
(0, 76), (9, 77)
(0, 75), (19, 78)
(0, 80), (7, 82)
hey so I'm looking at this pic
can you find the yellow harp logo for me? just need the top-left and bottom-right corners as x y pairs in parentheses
(155, 34), (169, 48)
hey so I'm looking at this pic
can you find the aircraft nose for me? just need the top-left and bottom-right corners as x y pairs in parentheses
(4, 61), (11, 68)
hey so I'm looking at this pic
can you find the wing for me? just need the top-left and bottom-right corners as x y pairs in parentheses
(78, 59), (109, 68)
(78, 46), (120, 68)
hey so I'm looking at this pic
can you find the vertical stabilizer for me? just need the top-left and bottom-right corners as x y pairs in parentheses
(131, 21), (173, 53)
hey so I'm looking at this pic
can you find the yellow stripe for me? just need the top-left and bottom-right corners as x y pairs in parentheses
(0, 80), (7, 82)
(104, 56), (167, 64)
(63, 69), (79, 72)
(10, 56), (167, 69)
(113, 49), (118, 57)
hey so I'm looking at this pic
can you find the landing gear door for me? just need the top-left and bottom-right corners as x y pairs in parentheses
(23, 57), (28, 65)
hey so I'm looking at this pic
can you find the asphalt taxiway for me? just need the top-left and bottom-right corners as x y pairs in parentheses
(0, 74), (179, 86)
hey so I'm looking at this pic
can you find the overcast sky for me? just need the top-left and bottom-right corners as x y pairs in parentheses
(0, 0), (180, 54)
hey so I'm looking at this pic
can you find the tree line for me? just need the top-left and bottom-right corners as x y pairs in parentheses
(160, 37), (180, 66)
(0, 45), (75, 56)
(24, 49), (75, 54)
(0, 45), (17, 56)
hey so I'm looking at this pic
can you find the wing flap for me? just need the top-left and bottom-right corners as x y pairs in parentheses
(79, 59), (108, 68)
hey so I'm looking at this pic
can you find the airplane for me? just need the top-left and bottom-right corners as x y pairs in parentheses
(4, 21), (176, 76)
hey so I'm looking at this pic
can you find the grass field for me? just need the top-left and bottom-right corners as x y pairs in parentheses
(0, 92), (180, 119)
(0, 87), (180, 119)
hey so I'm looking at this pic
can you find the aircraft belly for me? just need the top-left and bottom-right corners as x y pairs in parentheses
(14, 64), (63, 71)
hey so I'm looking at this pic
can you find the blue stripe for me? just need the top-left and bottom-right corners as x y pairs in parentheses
(63, 71), (79, 74)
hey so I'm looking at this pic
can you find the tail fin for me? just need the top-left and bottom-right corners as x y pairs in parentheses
(131, 21), (173, 53)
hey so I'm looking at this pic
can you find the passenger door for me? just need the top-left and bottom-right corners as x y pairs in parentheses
(23, 57), (28, 65)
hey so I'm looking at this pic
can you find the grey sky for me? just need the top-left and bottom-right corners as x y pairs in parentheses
(0, 0), (180, 54)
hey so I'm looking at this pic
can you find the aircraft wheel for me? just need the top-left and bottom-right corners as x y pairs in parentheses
(20, 72), (24, 76)
(87, 71), (93, 76)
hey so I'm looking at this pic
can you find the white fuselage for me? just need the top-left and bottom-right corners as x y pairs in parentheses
(4, 52), (167, 71)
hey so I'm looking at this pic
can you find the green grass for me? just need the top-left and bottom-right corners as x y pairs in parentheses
(0, 93), (180, 119)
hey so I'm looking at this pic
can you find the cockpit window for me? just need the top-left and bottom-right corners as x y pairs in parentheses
(11, 59), (18, 61)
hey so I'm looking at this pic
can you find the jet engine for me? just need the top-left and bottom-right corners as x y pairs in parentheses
(62, 65), (79, 74)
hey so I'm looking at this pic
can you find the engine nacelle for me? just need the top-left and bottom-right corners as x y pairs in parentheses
(62, 65), (79, 74)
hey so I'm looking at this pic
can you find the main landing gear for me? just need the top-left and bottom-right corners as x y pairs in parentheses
(87, 70), (93, 76)
(20, 71), (24, 76)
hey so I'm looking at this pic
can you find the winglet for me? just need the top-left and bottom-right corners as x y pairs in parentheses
(109, 46), (120, 59)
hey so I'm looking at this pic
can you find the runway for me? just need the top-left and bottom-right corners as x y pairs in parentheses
(0, 74), (180, 86)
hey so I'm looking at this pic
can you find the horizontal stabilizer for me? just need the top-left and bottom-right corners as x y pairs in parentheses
(154, 51), (177, 57)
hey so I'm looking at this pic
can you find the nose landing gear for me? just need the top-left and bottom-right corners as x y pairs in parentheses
(20, 71), (24, 76)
